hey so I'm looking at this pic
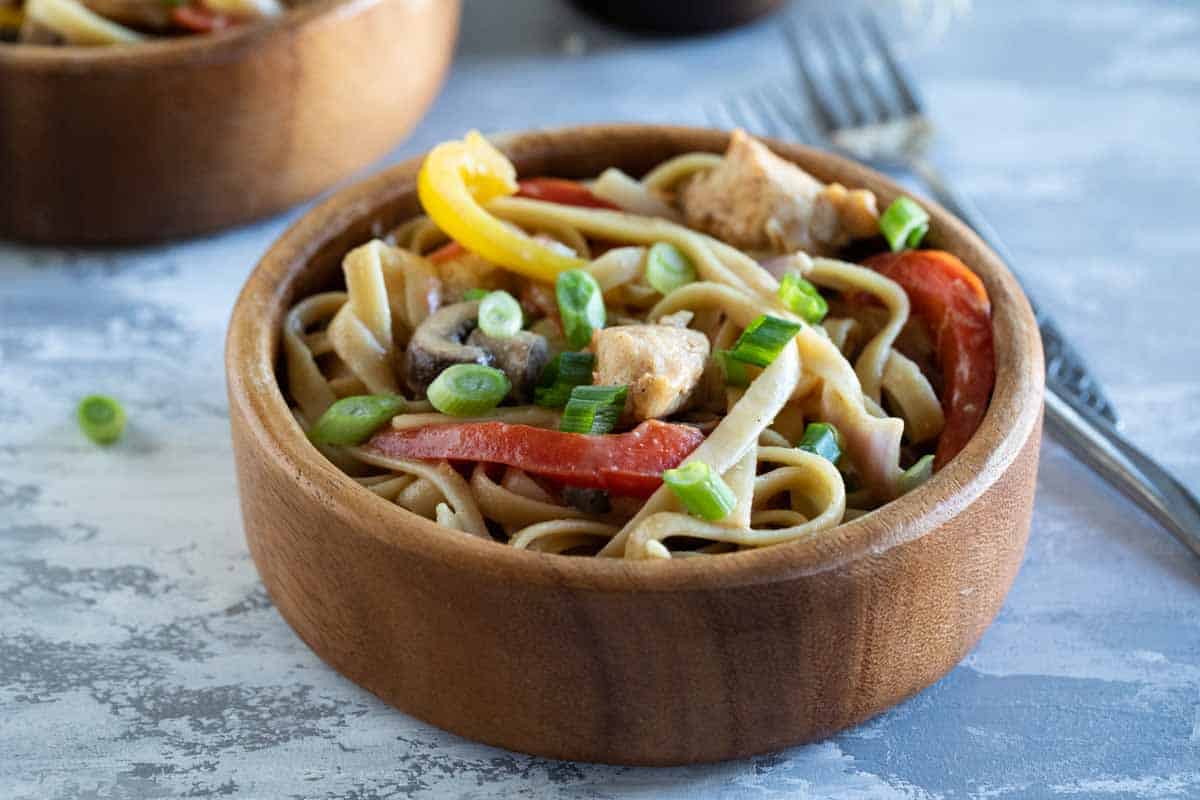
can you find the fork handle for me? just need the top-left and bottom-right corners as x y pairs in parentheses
(1045, 390), (1200, 558)
(907, 157), (1200, 557)
(907, 157), (1119, 424)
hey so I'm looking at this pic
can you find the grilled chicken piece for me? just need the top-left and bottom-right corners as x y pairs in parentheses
(435, 251), (516, 303)
(681, 129), (879, 256)
(591, 324), (710, 420)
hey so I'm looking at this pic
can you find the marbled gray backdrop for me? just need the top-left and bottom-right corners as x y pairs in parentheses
(2, 0), (1198, 797)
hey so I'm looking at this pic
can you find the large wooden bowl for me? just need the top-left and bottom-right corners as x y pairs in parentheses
(0, 0), (459, 244)
(226, 125), (1044, 766)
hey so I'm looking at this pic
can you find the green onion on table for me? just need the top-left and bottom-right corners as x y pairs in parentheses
(77, 395), (125, 445)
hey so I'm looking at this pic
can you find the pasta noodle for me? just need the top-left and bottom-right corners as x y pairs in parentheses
(278, 131), (995, 560)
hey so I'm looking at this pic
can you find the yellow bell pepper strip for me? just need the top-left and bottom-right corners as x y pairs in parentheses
(417, 131), (586, 282)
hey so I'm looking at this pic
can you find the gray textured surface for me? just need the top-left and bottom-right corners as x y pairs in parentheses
(2, 0), (1199, 797)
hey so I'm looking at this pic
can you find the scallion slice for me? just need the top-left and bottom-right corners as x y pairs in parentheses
(777, 271), (829, 324)
(880, 196), (930, 252)
(427, 364), (510, 417)
(662, 461), (736, 521)
(730, 314), (803, 367)
(559, 384), (628, 435)
(899, 454), (935, 494)
(556, 269), (606, 350)
(462, 288), (489, 302)
(309, 394), (407, 446)
(478, 290), (523, 339)
(645, 242), (697, 295)
(713, 349), (750, 388)
(534, 351), (595, 407)
(797, 422), (841, 464)
(77, 395), (125, 445)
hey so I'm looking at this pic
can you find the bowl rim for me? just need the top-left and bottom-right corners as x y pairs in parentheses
(0, 0), (373, 68)
(226, 123), (1044, 594)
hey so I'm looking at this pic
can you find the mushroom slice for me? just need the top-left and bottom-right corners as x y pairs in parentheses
(404, 301), (493, 394)
(466, 329), (550, 403)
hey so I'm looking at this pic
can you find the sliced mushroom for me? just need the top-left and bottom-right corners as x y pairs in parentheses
(561, 486), (612, 515)
(467, 328), (550, 403)
(404, 301), (493, 394)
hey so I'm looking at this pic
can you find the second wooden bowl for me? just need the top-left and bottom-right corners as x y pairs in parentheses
(226, 125), (1044, 765)
(0, 0), (459, 244)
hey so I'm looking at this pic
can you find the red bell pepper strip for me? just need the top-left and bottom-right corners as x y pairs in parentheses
(515, 178), (619, 210)
(427, 241), (466, 264)
(863, 250), (995, 469)
(364, 420), (704, 497)
(172, 4), (235, 33)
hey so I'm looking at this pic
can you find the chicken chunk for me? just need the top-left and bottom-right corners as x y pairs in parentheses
(681, 129), (879, 256)
(592, 324), (710, 420)
(435, 251), (516, 302)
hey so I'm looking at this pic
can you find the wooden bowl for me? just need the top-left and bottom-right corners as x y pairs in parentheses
(0, 0), (460, 244)
(226, 125), (1044, 766)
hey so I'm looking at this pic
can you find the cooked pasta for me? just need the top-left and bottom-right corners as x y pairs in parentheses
(281, 130), (996, 560)
(2, 0), (286, 46)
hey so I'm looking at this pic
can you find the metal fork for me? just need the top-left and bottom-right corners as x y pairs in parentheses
(706, 10), (1200, 558)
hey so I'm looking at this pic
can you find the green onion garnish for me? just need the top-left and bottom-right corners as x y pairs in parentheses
(77, 395), (125, 445)
(309, 394), (406, 446)
(662, 461), (736, 521)
(644, 242), (698, 295)
(777, 271), (829, 324)
(427, 364), (510, 417)
(559, 384), (628, 435)
(477, 290), (523, 339)
(797, 422), (841, 464)
(462, 288), (489, 302)
(534, 351), (595, 407)
(730, 314), (803, 368)
(713, 349), (750, 388)
(880, 196), (930, 252)
(556, 269), (606, 350)
(899, 454), (935, 494)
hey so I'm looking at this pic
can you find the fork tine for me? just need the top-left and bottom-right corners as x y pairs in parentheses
(703, 101), (730, 130)
(860, 10), (924, 115)
(780, 16), (845, 134)
(805, 13), (872, 128)
(763, 82), (822, 146)
(828, 10), (894, 124)
(747, 88), (792, 139)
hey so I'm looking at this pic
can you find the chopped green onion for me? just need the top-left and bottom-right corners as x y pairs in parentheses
(797, 422), (841, 464)
(556, 269), (606, 350)
(569, 385), (627, 405)
(462, 288), (489, 302)
(477, 290), (523, 339)
(713, 349), (750, 388)
(309, 394), (406, 446)
(777, 271), (829, 324)
(662, 461), (736, 521)
(730, 314), (803, 368)
(77, 395), (125, 445)
(427, 364), (510, 417)
(899, 454), (935, 494)
(880, 196), (930, 252)
(644, 242), (697, 295)
(559, 384), (628, 435)
(534, 351), (595, 407)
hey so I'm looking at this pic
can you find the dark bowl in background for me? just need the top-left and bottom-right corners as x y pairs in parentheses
(570, 0), (786, 33)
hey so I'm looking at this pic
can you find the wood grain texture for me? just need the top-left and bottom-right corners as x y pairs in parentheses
(0, 0), (459, 244)
(225, 125), (1045, 765)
